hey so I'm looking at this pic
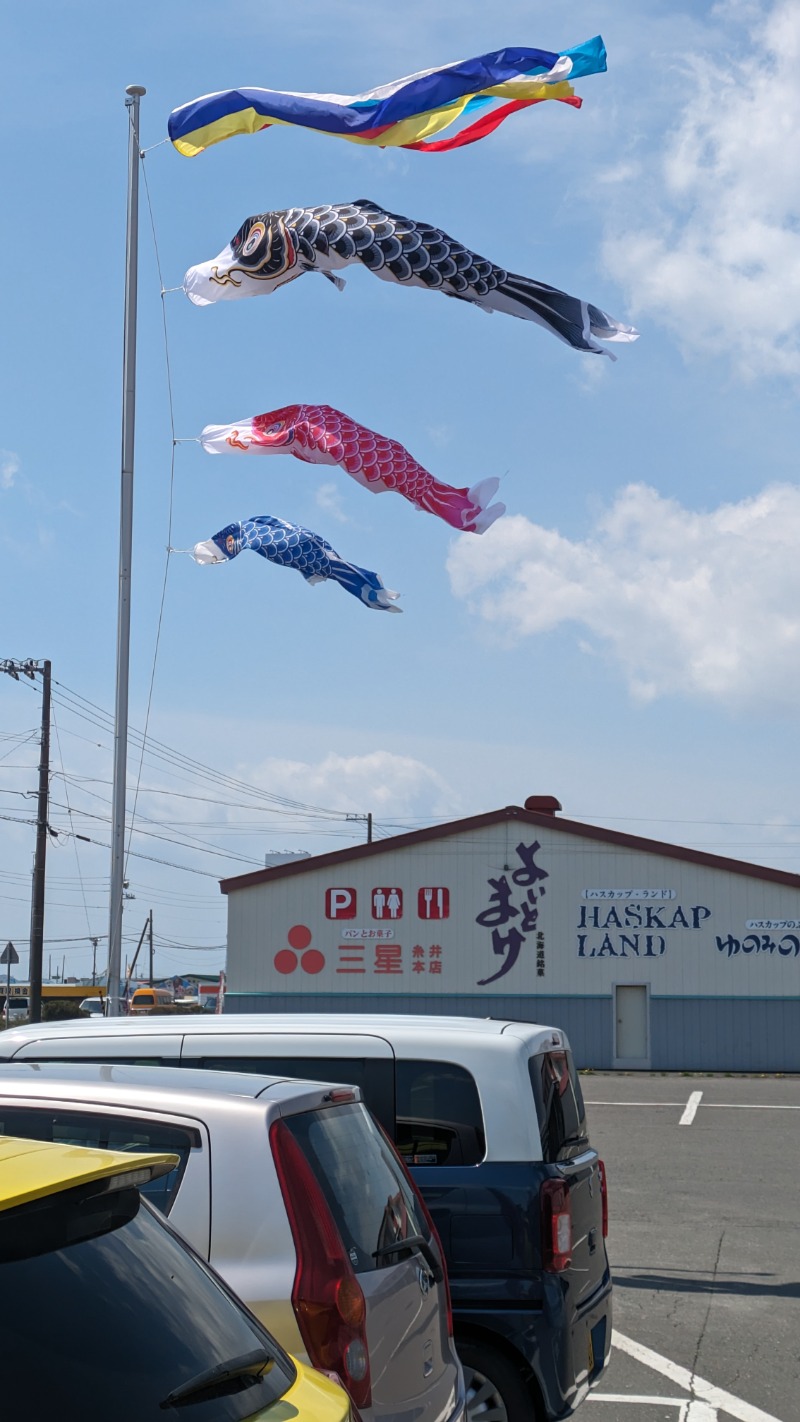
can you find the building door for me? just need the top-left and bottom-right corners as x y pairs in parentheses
(613, 984), (650, 1067)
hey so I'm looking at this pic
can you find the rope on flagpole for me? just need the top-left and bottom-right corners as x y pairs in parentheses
(124, 147), (181, 877)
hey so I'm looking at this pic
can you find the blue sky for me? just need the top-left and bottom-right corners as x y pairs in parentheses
(3, 0), (800, 983)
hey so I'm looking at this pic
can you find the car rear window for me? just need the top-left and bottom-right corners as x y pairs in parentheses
(0, 1107), (198, 1214)
(197, 1054), (395, 1132)
(284, 1101), (427, 1274)
(395, 1060), (485, 1166)
(0, 1188), (294, 1420)
(529, 1050), (590, 1163)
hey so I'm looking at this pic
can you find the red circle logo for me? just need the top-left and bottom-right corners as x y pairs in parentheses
(275, 926), (325, 977)
(274, 948), (298, 975)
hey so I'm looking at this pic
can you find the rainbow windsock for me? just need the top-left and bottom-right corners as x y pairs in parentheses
(168, 37), (606, 157)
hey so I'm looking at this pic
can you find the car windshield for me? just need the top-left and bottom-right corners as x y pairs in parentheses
(0, 1183), (294, 1420)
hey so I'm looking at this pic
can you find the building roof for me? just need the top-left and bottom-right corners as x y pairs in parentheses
(220, 799), (800, 894)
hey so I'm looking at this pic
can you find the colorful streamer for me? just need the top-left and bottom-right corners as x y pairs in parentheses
(168, 38), (606, 156)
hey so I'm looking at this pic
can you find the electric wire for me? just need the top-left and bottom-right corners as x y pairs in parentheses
(51, 701), (96, 944)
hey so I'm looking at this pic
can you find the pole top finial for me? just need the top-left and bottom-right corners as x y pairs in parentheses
(126, 84), (146, 97)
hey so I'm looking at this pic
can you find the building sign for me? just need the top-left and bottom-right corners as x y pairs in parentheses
(372, 887), (403, 920)
(746, 919), (800, 930)
(716, 932), (800, 957)
(412, 944), (443, 975)
(418, 888), (449, 919)
(341, 928), (395, 940)
(325, 888), (357, 919)
(577, 900), (711, 958)
(274, 924), (326, 975)
(335, 941), (409, 974)
(582, 888), (676, 900)
(475, 840), (549, 986)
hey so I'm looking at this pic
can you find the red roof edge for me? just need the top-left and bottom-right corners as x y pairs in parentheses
(219, 804), (800, 894)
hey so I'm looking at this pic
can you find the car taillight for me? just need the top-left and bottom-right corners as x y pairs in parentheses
(598, 1158), (608, 1238)
(270, 1118), (372, 1408)
(541, 1178), (573, 1272)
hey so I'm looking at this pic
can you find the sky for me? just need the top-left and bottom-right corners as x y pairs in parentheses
(2, 0), (800, 984)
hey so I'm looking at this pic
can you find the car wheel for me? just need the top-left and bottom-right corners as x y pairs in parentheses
(457, 1341), (535, 1422)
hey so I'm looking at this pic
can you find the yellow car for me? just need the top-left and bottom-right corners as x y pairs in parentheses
(0, 1136), (354, 1422)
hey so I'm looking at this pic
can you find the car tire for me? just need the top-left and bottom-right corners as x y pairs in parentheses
(457, 1340), (536, 1422)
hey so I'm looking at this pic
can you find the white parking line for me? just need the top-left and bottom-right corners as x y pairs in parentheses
(585, 1102), (800, 1110)
(589, 1391), (720, 1419)
(613, 1330), (785, 1422)
(585, 1100), (686, 1107)
(679, 1091), (703, 1125)
(681, 1403), (718, 1422)
(590, 1393), (690, 1404)
(699, 1103), (800, 1111)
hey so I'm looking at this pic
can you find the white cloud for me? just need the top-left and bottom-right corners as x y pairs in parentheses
(314, 482), (350, 524)
(247, 749), (457, 820)
(447, 483), (800, 708)
(0, 450), (20, 490)
(603, 0), (800, 379)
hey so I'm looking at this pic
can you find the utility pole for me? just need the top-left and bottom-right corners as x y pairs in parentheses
(91, 937), (98, 987)
(1, 657), (51, 1024)
(148, 910), (154, 986)
(107, 84), (145, 1017)
(29, 659), (51, 1023)
(346, 812), (374, 844)
(124, 915), (151, 998)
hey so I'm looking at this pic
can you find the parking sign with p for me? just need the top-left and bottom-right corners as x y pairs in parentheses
(325, 887), (357, 919)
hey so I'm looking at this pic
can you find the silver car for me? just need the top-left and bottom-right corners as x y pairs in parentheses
(0, 1062), (464, 1422)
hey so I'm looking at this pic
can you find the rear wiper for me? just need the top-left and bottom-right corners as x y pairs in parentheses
(558, 1134), (590, 1158)
(373, 1232), (444, 1282)
(160, 1348), (272, 1409)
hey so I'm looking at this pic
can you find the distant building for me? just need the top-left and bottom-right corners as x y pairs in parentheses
(220, 796), (800, 1072)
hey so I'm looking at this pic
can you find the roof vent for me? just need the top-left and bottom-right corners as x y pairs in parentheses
(524, 796), (562, 815)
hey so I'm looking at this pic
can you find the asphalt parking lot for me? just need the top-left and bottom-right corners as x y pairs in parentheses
(578, 1073), (800, 1422)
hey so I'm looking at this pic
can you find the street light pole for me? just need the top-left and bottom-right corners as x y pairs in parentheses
(107, 84), (145, 1017)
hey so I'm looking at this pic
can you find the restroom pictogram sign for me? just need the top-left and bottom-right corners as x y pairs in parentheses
(372, 887), (403, 920)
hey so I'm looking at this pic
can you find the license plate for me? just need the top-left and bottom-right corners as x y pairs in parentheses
(587, 1329), (595, 1374)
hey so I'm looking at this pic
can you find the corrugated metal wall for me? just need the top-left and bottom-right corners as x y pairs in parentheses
(650, 997), (800, 1072)
(223, 992), (614, 1069)
(224, 990), (800, 1071)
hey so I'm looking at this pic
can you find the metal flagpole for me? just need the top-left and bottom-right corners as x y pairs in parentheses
(107, 84), (146, 1016)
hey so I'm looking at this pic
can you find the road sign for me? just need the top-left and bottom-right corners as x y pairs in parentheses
(0, 942), (19, 965)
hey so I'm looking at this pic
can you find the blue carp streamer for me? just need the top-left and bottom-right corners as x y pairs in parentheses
(192, 514), (401, 613)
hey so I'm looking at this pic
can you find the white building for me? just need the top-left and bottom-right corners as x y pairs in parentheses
(220, 796), (800, 1071)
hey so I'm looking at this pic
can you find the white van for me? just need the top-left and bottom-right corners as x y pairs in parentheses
(0, 1014), (611, 1421)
